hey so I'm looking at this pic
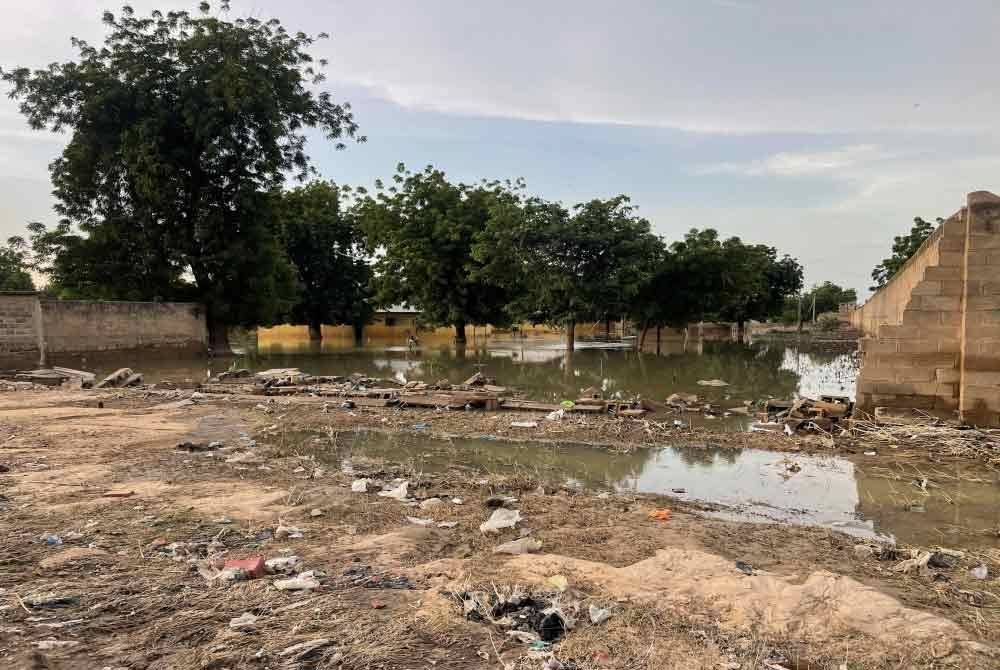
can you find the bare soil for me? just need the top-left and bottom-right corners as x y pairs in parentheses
(1, 388), (997, 670)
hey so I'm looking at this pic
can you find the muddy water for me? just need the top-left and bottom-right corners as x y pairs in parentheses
(46, 335), (859, 415)
(304, 430), (999, 548)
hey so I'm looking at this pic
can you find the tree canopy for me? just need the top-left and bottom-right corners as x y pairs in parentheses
(0, 239), (35, 292)
(277, 181), (372, 340)
(870, 217), (939, 290)
(358, 165), (517, 343)
(475, 195), (662, 348)
(2, 2), (360, 348)
(782, 281), (858, 324)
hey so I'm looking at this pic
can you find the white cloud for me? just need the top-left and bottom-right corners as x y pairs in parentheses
(691, 145), (894, 177)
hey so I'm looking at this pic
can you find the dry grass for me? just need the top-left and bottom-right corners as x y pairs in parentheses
(848, 412), (1000, 470)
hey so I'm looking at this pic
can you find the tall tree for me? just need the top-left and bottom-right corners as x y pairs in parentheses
(2, 3), (360, 350)
(782, 281), (857, 324)
(870, 217), (940, 290)
(278, 181), (373, 341)
(359, 165), (517, 344)
(0, 239), (35, 291)
(477, 195), (662, 350)
(716, 238), (803, 334)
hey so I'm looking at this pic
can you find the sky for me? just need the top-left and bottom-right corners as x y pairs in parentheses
(2, 1), (1000, 297)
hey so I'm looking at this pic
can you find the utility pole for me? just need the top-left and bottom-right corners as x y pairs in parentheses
(796, 294), (803, 333)
(811, 293), (817, 323)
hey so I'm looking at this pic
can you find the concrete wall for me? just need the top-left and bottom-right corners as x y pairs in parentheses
(0, 294), (207, 356)
(0, 293), (42, 354)
(851, 191), (1000, 426)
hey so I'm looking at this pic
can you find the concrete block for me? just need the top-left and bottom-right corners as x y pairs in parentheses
(861, 339), (898, 354)
(968, 232), (1000, 249)
(935, 368), (961, 383)
(935, 337), (962, 353)
(938, 251), (965, 267)
(895, 368), (936, 383)
(916, 295), (963, 311)
(897, 339), (939, 353)
(861, 367), (896, 382)
(911, 281), (941, 296)
(924, 266), (963, 281)
(963, 371), (1000, 387)
(876, 325), (908, 339)
(901, 310), (941, 326)
(966, 296), (1000, 311)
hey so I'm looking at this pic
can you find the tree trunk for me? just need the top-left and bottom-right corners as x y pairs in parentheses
(207, 318), (231, 355)
(605, 317), (612, 339)
(566, 320), (576, 351)
(737, 319), (746, 341)
(353, 322), (364, 346)
(308, 322), (322, 341)
(656, 325), (661, 355)
(638, 322), (649, 350)
(454, 321), (467, 344)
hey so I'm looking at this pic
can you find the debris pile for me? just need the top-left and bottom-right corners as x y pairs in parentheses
(754, 395), (853, 435)
(7, 367), (95, 388)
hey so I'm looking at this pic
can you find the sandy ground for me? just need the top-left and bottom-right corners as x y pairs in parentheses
(1, 388), (998, 670)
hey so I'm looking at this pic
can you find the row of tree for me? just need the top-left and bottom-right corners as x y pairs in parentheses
(0, 3), (917, 350)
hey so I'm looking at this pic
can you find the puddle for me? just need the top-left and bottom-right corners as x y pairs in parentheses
(303, 430), (999, 547)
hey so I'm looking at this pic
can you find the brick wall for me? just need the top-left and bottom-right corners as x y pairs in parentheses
(852, 191), (1000, 426)
(0, 295), (207, 356)
(0, 293), (41, 354)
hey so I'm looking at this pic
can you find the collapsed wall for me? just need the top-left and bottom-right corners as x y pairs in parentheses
(852, 191), (1000, 426)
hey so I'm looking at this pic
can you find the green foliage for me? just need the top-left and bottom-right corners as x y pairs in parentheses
(476, 194), (663, 337)
(0, 238), (35, 291)
(635, 229), (802, 330)
(1, 3), (359, 346)
(813, 312), (842, 333)
(358, 165), (518, 341)
(781, 281), (858, 324)
(870, 217), (939, 290)
(277, 181), (373, 333)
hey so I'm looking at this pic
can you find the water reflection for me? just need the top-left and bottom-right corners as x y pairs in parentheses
(43, 334), (859, 414)
(308, 430), (999, 547)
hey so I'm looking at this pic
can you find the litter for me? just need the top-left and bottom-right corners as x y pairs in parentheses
(274, 571), (320, 591)
(893, 551), (932, 575)
(265, 556), (302, 574)
(648, 509), (671, 521)
(412, 423), (431, 430)
(480, 508), (522, 534)
(508, 630), (540, 643)
(545, 575), (568, 592)
(545, 409), (565, 421)
(494, 537), (543, 555)
(588, 604), (612, 625)
(275, 523), (305, 540)
(229, 612), (259, 630)
(735, 560), (754, 575)
(697, 379), (729, 387)
(351, 478), (370, 492)
(40, 533), (63, 546)
(511, 421), (538, 428)
(970, 565), (988, 580)
(378, 481), (409, 500)
(419, 497), (443, 510)
(406, 516), (435, 527)
(437, 521), (459, 529)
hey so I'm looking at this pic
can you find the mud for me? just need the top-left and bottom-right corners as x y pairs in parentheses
(0, 387), (998, 670)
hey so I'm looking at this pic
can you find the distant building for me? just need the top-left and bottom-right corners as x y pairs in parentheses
(370, 304), (420, 331)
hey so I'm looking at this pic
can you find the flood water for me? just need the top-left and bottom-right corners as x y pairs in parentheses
(306, 429), (1000, 549)
(48, 334), (860, 417)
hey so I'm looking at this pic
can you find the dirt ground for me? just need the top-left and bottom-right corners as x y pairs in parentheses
(1, 388), (998, 670)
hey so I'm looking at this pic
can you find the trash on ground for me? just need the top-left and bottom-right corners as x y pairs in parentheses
(378, 481), (409, 500)
(970, 565), (989, 580)
(735, 560), (754, 575)
(494, 537), (543, 555)
(419, 497), (443, 510)
(224, 556), (266, 579)
(351, 478), (370, 492)
(511, 421), (538, 428)
(275, 523), (305, 540)
(480, 508), (522, 534)
(648, 509), (671, 521)
(588, 604), (612, 625)
(229, 612), (259, 630)
(697, 379), (729, 387)
(274, 571), (321, 591)
(406, 516), (435, 527)
(437, 521), (459, 529)
(265, 556), (302, 574)
(279, 638), (333, 658)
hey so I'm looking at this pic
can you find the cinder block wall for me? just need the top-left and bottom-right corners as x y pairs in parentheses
(852, 191), (1000, 426)
(40, 300), (207, 353)
(0, 295), (207, 356)
(0, 293), (41, 354)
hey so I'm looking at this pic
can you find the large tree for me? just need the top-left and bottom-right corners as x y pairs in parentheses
(359, 165), (517, 344)
(782, 281), (858, 325)
(477, 195), (662, 349)
(278, 181), (372, 341)
(870, 217), (940, 290)
(716, 237), (803, 334)
(2, 2), (360, 350)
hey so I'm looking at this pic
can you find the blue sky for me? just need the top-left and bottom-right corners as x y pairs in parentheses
(3, 1), (1000, 297)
